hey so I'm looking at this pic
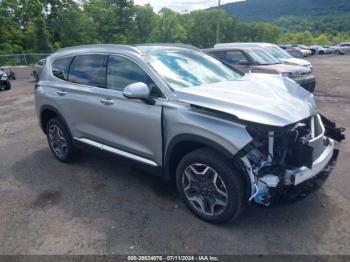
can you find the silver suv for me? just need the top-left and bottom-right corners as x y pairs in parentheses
(35, 44), (343, 223)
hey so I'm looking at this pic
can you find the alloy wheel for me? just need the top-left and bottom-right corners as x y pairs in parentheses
(48, 123), (68, 158)
(182, 163), (228, 216)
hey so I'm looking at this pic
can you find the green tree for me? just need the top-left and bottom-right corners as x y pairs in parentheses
(34, 16), (52, 52)
(84, 0), (134, 43)
(149, 8), (187, 43)
(128, 4), (160, 43)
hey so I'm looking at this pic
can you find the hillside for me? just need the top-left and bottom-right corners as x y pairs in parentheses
(219, 0), (350, 22)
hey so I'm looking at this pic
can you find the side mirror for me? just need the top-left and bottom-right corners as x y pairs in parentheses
(122, 82), (155, 105)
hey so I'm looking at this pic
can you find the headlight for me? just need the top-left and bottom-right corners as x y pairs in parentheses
(0, 74), (7, 80)
(281, 72), (290, 78)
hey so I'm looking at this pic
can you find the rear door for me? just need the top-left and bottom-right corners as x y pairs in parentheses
(53, 54), (110, 140)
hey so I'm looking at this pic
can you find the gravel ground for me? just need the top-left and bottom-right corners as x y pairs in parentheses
(0, 54), (349, 255)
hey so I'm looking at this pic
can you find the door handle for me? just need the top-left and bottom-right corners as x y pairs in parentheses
(100, 98), (114, 106)
(56, 90), (67, 96)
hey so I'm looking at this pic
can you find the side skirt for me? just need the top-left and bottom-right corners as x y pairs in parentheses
(74, 137), (159, 167)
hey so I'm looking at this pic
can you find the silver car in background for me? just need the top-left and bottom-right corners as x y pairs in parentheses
(205, 46), (316, 92)
(34, 44), (343, 223)
(33, 59), (46, 82)
(215, 42), (312, 70)
(332, 42), (350, 55)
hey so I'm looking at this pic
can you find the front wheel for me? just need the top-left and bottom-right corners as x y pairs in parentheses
(176, 148), (245, 224)
(33, 72), (39, 82)
(5, 81), (11, 90)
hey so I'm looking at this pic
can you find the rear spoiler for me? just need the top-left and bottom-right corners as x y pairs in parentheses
(320, 114), (346, 142)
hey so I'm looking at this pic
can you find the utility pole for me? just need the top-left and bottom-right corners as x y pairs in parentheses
(216, 0), (221, 44)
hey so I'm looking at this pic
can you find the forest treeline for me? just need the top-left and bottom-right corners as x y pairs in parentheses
(1, 0), (350, 54)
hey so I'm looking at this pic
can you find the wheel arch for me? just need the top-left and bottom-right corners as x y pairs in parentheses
(164, 134), (235, 182)
(39, 105), (71, 136)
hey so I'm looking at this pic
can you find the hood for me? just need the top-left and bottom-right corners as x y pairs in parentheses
(253, 63), (309, 74)
(174, 73), (316, 127)
(280, 58), (311, 67)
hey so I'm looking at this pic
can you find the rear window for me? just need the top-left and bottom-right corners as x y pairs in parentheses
(52, 57), (73, 80)
(68, 55), (108, 87)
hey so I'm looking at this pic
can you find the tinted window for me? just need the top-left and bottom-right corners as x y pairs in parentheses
(68, 55), (107, 87)
(226, 51), (248, 64)
(210, 51), (247, 65)
(107, 55), (164, 98)
(52, 57), (73, 80)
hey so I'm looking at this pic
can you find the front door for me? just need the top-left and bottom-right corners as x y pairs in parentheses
(87, 55), (164, 165)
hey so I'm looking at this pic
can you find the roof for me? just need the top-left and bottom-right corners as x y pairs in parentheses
(214, 42), (277, 48)
(204, 46), (267, 52)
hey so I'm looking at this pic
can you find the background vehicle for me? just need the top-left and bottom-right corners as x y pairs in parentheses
(33, 59), (46, 82)
(323, 46), (333, 54)
(205, 46), (316, 92)
(310, 45), (329, 55)
(332, 42), (350, 55)
(295, 45), (312, 57)
(280, 45), (304, 58)
(0, 69), (11, 91)
(215, 43), (312, 70)
(35, 44), (342, 224)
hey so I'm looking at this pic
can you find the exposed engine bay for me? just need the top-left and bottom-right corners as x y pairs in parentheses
(236, 114), (344, 206)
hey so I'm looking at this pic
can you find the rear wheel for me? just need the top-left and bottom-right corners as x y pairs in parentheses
(46, 118), (77, 162)
(176, 148), (245, 224)
(335, 50), (344, 55)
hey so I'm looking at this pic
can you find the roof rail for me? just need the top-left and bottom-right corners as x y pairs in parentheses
(55, 44), (143, 55)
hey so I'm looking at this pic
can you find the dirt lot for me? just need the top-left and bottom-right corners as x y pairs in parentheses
(0, 55), (349, 255)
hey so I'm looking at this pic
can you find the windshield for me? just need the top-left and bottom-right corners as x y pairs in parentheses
(146, 50), (241, 89)
(247, 48), (281, 65)
(266, 45), (293, 59)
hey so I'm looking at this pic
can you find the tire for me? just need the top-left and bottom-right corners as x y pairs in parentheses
(46, 118), (77, 162)
(176, 148), (245, 224)
(5, 81), (11, 90)
(34, 72), (39, 82)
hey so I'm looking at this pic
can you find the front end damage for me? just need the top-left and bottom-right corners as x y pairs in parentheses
(236, 114), (344, 206)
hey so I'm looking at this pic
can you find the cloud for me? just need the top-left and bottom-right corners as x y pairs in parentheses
(134, 0), (244, 12)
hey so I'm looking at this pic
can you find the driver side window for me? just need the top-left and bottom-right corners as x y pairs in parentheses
(107, 55), (164, 98)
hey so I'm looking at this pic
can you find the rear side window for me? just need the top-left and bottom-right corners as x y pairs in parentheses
(68, 55), (107, 87)
(52, 57), (73, 80)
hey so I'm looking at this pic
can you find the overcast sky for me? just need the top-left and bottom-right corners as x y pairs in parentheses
(133, 0), (245, 12)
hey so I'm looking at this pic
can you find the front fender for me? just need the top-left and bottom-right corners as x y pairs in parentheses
(163, 102), (253, 173)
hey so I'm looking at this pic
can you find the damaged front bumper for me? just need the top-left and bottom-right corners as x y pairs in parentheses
(269, 149), (338, 204)
(291, 138), (335, 186)
(238, 113), (344, 206)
